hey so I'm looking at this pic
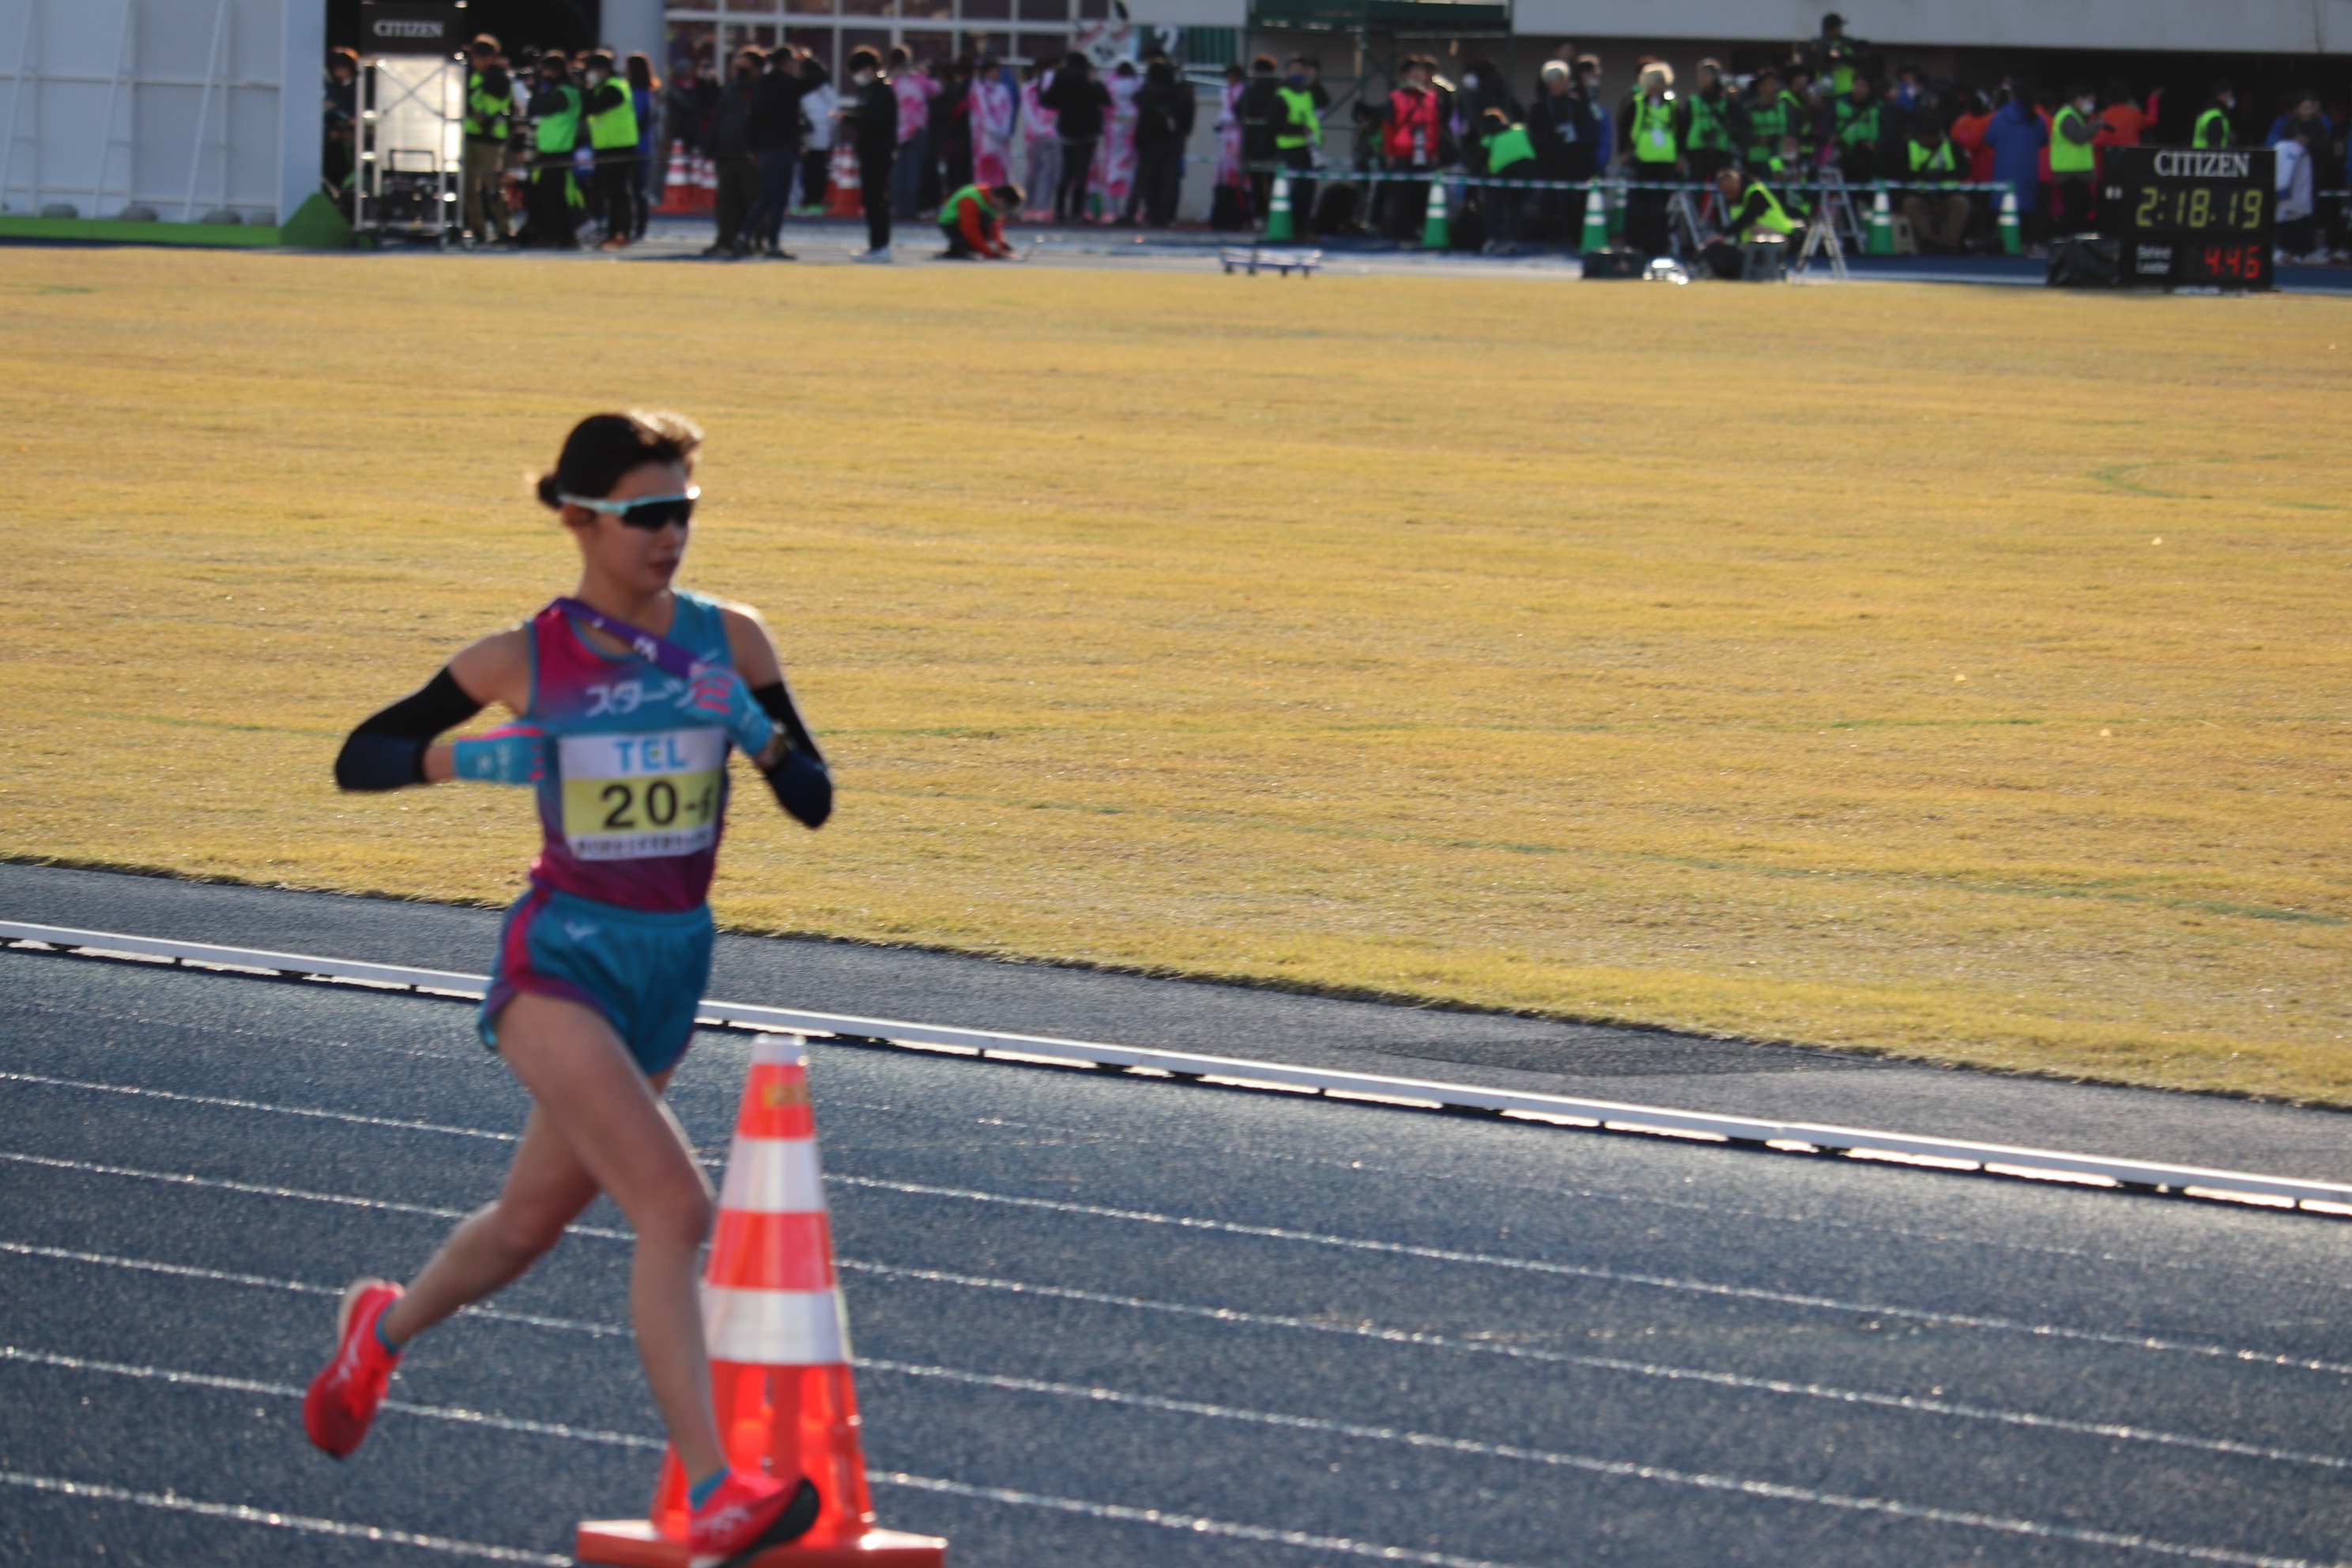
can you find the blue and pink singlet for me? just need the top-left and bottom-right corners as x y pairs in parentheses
(481, 590), (737, 1074)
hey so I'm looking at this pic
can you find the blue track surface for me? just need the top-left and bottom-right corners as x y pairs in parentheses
(6, 891), (2352, 1566)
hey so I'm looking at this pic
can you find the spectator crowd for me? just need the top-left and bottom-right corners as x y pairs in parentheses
(326, 11), (2348, 268)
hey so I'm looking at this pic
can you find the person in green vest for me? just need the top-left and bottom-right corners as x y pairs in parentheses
(522, 53), (583, 249)
(1476, 107), (1536, 254)
(582, 52), (640, 249)
(1616, 62), (1682, 258)
(2194, 80), (2237, 149)
(1742, 66), (1800, 177)
(1274, 59), (1322, 240)
(1830, 73), (1884, 183)
(937, 181), (1023, 257)
(1699, 164), (1796, 277)
(1804, 13), (1867, 97)
(2049, 82), (2098, 236)
(1676, 58), (1746, 183)
(1898, 118), (1969, 252)
(462, 36), (515, 243)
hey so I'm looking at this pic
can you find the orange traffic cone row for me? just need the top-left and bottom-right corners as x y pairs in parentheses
(824, 142), (862, 218)
(655, 141), (711, 216)
(575, 1036), (946, 1568)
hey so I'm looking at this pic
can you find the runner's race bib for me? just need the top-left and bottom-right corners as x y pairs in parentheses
(559, 727), (726, 860)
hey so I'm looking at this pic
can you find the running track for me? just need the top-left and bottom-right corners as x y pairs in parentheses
(5, 886), (2352, 1564)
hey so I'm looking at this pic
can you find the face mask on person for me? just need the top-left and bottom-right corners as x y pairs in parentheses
(1287, 72), (1305, 87)
(1462, 73), (1479, 90)
(853, 69), (874, 86)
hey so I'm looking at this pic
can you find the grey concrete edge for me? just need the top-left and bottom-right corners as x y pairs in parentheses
(6, 918), (2346, 1219)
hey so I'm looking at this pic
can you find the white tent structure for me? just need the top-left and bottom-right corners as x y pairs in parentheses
(0, 0), (322, 226)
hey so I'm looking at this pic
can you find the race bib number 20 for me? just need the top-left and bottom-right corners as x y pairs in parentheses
(560, 727), (726, 860)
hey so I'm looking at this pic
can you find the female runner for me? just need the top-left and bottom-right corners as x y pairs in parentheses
(307, 411), (833, 1562)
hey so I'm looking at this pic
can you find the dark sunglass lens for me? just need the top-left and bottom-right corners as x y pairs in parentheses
(620, 499), (694, 530)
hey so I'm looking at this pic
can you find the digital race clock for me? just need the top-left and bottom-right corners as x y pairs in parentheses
(2101, 147), (2276, 290)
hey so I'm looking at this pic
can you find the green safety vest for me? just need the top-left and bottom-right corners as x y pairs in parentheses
(2050, 107), (2095, 174)
(944, 183), (994, 223)
(1834, 97), (1879, 148)
(1483, 122), (1533, 172)
(1275, 85), (1321, 149)
(466, 71), (511, 141)
(1631, 94), (1678, 163)
(535, 84), (581, 155)
(1685, 91), (1736, 152)
(586, 81), (639, 151)
(1743, 181), (1795, 236)
(1907, 138), (1957, 178)
(1747, 92), (1792, 167)
(1823, 37), (1859, 96)
(2193, 107), (2230, 149)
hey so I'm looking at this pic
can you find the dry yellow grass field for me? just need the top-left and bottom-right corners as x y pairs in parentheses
(2, 247), (2346, 1099)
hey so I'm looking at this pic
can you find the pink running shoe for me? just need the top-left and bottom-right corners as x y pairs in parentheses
(691, 1469), (821, 1566)
(303, 1278), (404, 1458)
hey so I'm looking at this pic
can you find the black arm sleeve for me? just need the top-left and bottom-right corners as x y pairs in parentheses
(334, 667), (484, 792)
(752, 680), (831, 829)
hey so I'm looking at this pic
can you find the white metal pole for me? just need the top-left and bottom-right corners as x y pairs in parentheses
(89, 0), (131, 212)
(182, 0), (229, 220)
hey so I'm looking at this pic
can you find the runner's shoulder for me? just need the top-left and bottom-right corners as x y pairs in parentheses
(447, 624), (534, 708)
(713, 600), (784, 682)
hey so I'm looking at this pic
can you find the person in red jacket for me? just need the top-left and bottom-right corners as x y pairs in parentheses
(1382, 56), (1446, 238)
(939, 180), (1022, 256)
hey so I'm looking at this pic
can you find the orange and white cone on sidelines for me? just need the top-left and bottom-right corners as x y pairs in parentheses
(575, 1036), (945, 1568)
(824, 142), (862, 218)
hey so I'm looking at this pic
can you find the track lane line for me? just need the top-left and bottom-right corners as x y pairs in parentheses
(8, 1061), (2344, 1303)
(0, 1470), (570, 1564)
(827, 1098), (2352, 1299)
(827, 1173), (2352, 1375)
(13, 1144), (2352, 1378)
(10, 1342), (2337, 1567)
(9, 1238), (2347, 1474)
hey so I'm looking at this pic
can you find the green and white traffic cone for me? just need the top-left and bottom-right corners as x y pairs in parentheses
(1419, 175), (1450, 249)
(1264, 173), (1295, 243)
(1866, 186), (1894, 254)
(1997, 187), (2023, 254)
(1579, 180), (1608, 254)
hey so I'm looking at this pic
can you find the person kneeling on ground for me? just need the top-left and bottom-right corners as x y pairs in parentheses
(939, 181), (1023, 257)
(1700, 164), (1797, 278)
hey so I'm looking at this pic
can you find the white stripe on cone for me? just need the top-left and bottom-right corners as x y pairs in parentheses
(704, 1284), (850, 1365)
(718, 1136), (827, 1214)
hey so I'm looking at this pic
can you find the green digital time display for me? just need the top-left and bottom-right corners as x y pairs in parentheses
(2103, 147), (2276, 290)
(2131, 183), (2266, 231)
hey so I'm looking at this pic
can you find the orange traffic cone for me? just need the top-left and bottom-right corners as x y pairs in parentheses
(655, 141), (706, 216)
(824, 142), (862, 218)
(575, 1037), (945, 1568)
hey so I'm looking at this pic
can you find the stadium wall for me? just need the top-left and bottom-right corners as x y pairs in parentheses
(0, 0), (322, 227)
(1511, 0), (2352, 55)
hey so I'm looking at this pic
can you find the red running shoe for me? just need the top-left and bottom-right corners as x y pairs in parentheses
(691, 1469), (821, 1566)
(303, 1278), (403, 1458)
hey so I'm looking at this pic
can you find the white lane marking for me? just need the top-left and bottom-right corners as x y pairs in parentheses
(873, 1472), (1534, 1568)
(0, 1242), (631, 1337)
(15, 1142), (2352, 1380)
(830, 1098), (2352, 1300)
(11, 1237), (2348, 1475)
(0, 1070), (521, 1142)
(0, 1470), (570, 1564)
(5, 1058), (2339, 1307)
(0, 1345), (661, 1448)
(62, 1338), (2294, 1568)
(872, 1468), (2340, 1568)
(830, 1173), (2352, 1374)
